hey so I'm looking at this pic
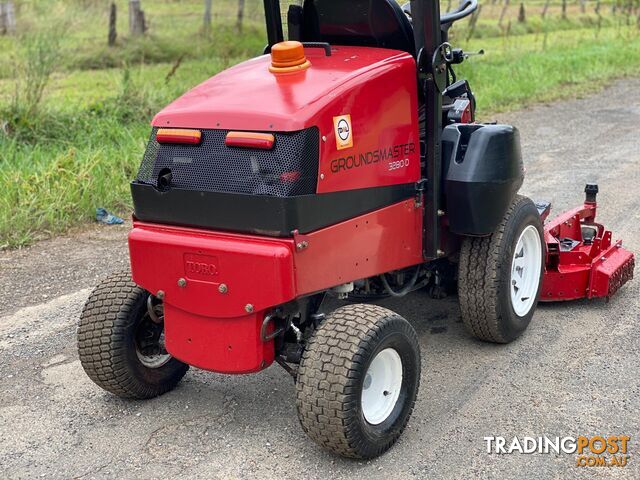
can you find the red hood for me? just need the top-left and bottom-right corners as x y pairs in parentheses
(152, 46), (412, 132)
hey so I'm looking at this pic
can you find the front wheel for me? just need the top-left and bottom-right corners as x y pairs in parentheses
(295, 304), (421, 459)
(77, 271), (188, 399)
(458, 195), (544, 343)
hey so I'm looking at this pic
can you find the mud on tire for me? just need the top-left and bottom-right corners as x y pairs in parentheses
(77, 270), (188, 399)
(295, 304), (421, 459)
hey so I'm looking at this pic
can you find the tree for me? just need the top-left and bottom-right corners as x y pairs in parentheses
(498, 0), (510, 26)
(541, 0), (550, 18)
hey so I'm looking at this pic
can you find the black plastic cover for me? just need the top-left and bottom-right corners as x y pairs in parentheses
(131, 182), (416, 236)
(443, 124), (524, 236)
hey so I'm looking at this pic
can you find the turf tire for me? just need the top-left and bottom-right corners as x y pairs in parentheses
(77, 270), (188, 399)
(296, 304), (420, 459)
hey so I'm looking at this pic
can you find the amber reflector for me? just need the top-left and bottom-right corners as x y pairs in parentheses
(225, 131), (275, 150)
(269, 41), (311, 73)
(156, 128), (202, 144)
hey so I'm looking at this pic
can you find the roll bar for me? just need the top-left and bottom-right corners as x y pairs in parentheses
(263, 0), (283, 45)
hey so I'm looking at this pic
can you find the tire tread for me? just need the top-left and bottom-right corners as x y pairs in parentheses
(295, 304), (419, 458)
(77, 271), (187, 399)
(458, 194), (538, 343)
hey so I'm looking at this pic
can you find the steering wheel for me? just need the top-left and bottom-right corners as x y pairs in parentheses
(402, 0), (479, 26)
(441, 0), (479, 25)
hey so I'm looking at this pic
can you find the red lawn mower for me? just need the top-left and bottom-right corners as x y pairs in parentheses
(77, 0), (634, 459)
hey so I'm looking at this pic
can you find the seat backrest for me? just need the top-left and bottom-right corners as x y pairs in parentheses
(301, 0), (415, 56)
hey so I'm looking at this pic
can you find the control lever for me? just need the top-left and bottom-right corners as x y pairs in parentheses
(465, 49), (485, 57)
(449, 48), (484, 65)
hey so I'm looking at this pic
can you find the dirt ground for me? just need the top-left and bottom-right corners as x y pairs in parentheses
(1, 78), (639, 479)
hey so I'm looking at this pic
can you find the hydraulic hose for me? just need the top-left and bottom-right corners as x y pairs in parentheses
(379, 266), (421, 297)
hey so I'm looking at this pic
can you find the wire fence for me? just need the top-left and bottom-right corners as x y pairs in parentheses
(1, 0), (638, 59)
(1, 0), (267, 42)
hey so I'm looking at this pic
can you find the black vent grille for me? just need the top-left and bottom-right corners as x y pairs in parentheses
(136, 127), (320, 196)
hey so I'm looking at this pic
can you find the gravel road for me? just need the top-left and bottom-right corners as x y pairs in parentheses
(1, 79), (639, 479)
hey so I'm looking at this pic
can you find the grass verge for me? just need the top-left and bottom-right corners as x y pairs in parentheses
(1, 25), (640, 248)
(460, 25), (640, 113)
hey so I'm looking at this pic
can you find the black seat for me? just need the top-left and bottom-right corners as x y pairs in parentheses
(300, 0), (415, 56)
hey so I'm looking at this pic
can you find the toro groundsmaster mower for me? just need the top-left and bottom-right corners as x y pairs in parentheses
(77, 0), (634, 459)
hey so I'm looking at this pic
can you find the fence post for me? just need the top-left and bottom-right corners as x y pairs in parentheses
(108, 2), (117, 46)
(129, 0), (146, 36)
(237, 0), (245, 32)
(203, 0), (212, 35)
(0, 2), (16, 35)
(518, 2), (525, 23)
(561, 0), (567, 19)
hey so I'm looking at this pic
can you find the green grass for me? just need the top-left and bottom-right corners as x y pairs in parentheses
(448, 2), (634, 40)
(1, 0), (640, 248)
(459, 25), (640, 114)
(0, 56), (244, 248)
(0, 119), (148, 247)
(0, 0), (266, 76)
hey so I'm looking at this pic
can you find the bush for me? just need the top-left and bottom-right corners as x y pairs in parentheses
(14, 30), (62, 113)
(2, 28), (64, 138)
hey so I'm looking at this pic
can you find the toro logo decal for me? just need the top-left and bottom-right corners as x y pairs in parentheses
(184, 253), (219, 281)
(333, 114), (353, 150)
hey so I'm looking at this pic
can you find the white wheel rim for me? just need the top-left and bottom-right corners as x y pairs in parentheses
(510, 225), (542, 317)
(361, 348), (403, 425)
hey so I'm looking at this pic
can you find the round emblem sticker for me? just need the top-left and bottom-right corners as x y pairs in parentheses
(333, 114), (353, 150)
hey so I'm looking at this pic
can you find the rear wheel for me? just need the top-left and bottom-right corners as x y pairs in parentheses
(295, 304), (420, 459)
(77, 271), (188, 399)
(458, 195), (544, 343)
